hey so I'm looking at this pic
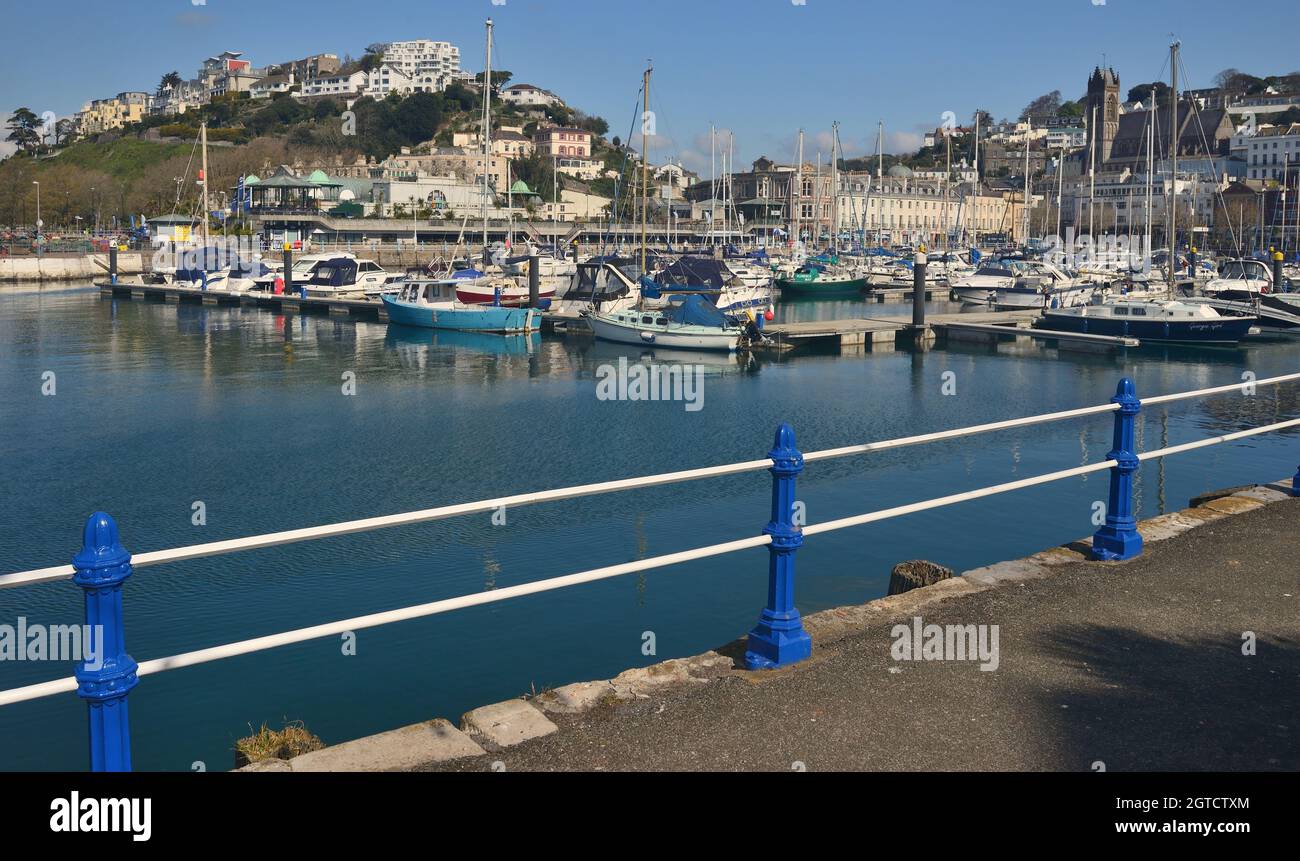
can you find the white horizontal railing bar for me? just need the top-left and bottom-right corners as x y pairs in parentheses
(0, 676), (78, 707)
(1142, 372), (1300, 406)
(4, 372), (1297, 592)
(0, 457), (775, 590)
(0, 534), (773, 708)
(801, 402), (1119, 464)
(1136, 418), (1300, 460)
(804, 416), (1300, 539)
(803, 460), (1119, 537)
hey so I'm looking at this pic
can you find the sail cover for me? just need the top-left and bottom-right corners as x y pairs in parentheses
(666, 294), (729, 328)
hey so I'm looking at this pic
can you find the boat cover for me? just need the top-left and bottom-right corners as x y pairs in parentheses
(657, 257), (728, 289)
(665, 294), (729, 328)
(305, 258), (359, 287)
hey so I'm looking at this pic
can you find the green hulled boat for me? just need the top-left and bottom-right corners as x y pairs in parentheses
(776, 261), (868, 296)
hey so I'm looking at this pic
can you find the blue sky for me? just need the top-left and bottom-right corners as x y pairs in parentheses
(3, 0), (1297, 170)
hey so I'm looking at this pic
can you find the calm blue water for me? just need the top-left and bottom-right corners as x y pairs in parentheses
(2, 285), (1297, 771)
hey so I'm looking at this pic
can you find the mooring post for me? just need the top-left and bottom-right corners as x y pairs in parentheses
(1092, 378), (1144, 561)
(1274, 250), (1285, 291)
(745, 423), (813, 670)
(108, 245), (118, 285)
(72, 512), (139, 772)
(912, 247), (927, 327)
(528, 255), (540, 308)
(283, 243), (293, 297)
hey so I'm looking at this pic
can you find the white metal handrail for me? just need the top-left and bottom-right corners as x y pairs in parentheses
(2, 415), (1296, 709)
(4, 372), (1296, 591)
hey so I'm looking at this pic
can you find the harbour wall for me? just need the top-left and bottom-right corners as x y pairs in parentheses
(0, 253), (146, 283)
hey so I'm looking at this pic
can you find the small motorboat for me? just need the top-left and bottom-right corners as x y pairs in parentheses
(1202, 258), (1274, 301)
(382, 278), (541, 333)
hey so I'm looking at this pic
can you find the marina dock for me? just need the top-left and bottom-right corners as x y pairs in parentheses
(758, 309), (1139, 351)
(97, 280), (1145, 353)
(99, 280), (388, 320)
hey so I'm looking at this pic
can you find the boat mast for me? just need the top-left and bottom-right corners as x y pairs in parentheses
(814, 153), (822, 247)
(640, 62), (651, 275)
(1055, 140), (1065, 242)
(200, 122), (209, 246)
(482, 18), (493, 264)
(710, 125), (716, 247)
(1146, 86), (1155, 260)
(1167, 39), (1179, 296)
(1023, 118), (1031, 246)
(793, 129), (804, 246)
(831, 121), (840, 254)
(945, 126), (952, 250)
(1088, 106), (1097, 240)
(973, 112), (981, 247)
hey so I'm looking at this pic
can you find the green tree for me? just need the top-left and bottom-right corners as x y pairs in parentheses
(1127, 82), (1170, 108)
(359, 43), (386, 73)
(475, 70), (513, 93)
(6, 108), (41, 153)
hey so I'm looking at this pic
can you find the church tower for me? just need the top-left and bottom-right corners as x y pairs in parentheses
(1085, 66), (1121, 166)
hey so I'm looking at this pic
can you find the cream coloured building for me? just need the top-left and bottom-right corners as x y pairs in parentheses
(76, 92), (152, 134)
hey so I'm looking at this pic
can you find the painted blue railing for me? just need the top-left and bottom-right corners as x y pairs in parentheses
(2, 374), (1299, 771)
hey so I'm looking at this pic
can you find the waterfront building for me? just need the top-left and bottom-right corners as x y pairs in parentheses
(75, 91), (153, 134)
(534, 127), (592, 159)
(500, 84), (563, 108)
(541, 182), (613, 221)
(201, 51), (262, 99)
(299, 70), (370, 99)
(1241, 123), (1300, 183)
(374, 39), (463, 92)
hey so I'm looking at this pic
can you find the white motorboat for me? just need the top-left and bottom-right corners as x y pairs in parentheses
(991, 261), (1095, 310)
(951, 262), (1018, 305)
(1202, 258), (1274, 301)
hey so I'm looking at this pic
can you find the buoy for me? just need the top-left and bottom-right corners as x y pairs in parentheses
(764, 309), (775, 322)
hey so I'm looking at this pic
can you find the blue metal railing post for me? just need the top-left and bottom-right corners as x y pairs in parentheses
(1092, 379), (1144, 561)
(72, 512), (139, 772)
(745, 424), (813, 670)
(1291, 464), (1300, 498)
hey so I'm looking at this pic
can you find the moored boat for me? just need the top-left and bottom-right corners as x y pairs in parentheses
(1033, 299), (1256, 345)
(583, 294), (743, 352)
(382, 279), (540, 333)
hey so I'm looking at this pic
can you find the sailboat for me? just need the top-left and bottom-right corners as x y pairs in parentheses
(382, 19), (541, 334)
(1036, 40), (1256, 346)
(585, 64), (743, 351)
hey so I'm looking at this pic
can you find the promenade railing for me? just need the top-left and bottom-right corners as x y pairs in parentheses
(1, 374), (1298, 771)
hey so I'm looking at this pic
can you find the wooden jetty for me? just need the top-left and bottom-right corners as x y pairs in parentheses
(757, 309), (1139, 353)
(96, 280), (387, 320)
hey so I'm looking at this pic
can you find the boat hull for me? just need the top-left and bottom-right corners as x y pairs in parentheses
(381, 296), (539, 333)
(1034, 311), (1256, 345)
(776, 277), (867, 297)
(587, 315), (739, 352)
(456, 282), (557, 306)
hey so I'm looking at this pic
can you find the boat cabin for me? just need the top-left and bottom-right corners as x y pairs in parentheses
(396, 280), (460, 304)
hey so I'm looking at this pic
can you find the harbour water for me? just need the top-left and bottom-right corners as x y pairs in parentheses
(2, 284), (1297, 771)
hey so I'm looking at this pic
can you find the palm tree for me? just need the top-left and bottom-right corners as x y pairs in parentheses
(157, 71), (182, 97)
